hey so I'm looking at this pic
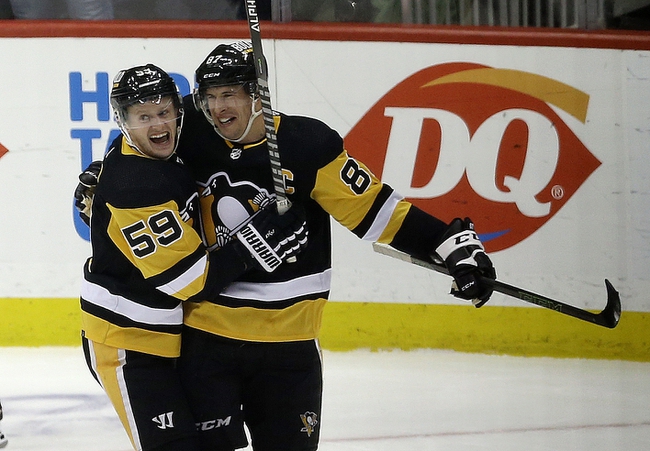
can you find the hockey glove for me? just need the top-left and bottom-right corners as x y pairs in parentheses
(236, 205), (308, 272)
(74, 161), (102, 226)
(434, 217), (496, 307)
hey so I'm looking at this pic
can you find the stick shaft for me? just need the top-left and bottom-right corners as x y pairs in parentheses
(244, 0), (290, 214)
(372, 243), (620, 328)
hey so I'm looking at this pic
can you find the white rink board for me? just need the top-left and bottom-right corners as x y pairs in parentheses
(0, 36), (648, 312)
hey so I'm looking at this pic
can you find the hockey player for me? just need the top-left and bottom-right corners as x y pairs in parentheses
(75, 42), (496, 451)
(80, 63), (308, 451)
(177, 42), (496, 451)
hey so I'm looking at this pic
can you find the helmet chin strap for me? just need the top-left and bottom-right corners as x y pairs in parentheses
(214, 96), (263, 144)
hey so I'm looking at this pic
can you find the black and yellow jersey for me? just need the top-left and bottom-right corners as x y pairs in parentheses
(81, 136), (248, 357)
(177, 97), (447, 343)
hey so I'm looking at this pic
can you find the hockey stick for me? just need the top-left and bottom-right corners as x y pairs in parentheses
(372, 243), (621, 329)
(244, 0), (291, 216)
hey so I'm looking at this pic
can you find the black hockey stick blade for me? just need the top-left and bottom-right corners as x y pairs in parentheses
(372, 243), (621, 329)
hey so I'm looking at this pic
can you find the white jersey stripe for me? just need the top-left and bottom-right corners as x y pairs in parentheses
(220, 269), (332, 302)
(81, 279), (183, 326)
(361, 190), (404, 242)
(156, 253), (208, 297)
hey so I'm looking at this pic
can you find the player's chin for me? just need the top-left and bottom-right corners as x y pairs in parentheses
(147, 139), (175, 159)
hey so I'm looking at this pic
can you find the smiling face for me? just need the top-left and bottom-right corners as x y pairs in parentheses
(123, 96), (180, 159)
(204, 84), (264, 143)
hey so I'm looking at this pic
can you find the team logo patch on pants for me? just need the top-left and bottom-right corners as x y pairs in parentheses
(300, 411), (318, 437)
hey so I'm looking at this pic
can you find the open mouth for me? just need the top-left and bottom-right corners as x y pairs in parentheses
(150, 131), (171, 145)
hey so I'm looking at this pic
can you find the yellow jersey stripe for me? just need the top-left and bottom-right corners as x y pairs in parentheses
(184, 297), (327, 342)
(377, 201), (411, 244)
(82, 312), (181, 357)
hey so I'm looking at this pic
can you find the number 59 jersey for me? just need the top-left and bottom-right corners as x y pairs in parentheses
(80, 136), (207, 358)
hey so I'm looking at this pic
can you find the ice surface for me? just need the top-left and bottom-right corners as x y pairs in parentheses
(0, 347), (649, 450)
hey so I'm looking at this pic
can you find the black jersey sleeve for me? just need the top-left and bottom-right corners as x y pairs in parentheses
(388, 204), (448, 261)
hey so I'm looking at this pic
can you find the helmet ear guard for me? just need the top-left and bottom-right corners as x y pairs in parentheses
(242, 80), (259, 97)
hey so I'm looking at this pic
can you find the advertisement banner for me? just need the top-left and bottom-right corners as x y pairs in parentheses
(0, 35), (647, 314)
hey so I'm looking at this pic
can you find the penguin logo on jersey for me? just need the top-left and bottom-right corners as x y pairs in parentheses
(198, 171), (274, 248)
(300, 411), (318, 437)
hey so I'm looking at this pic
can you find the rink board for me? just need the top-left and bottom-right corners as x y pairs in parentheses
(1, 297), (647, 361)
(0, 23), (649, 359)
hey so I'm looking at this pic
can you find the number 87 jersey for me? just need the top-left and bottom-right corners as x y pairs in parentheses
(178, 110), (448, 343)
(81, 136), (209, 359)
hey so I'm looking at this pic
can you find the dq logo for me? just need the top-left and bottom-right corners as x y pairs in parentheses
(0, 142), (7, 160)
(345, 62), (601, 252)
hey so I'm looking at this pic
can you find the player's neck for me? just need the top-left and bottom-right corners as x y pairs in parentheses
(240, 116), (266, 144)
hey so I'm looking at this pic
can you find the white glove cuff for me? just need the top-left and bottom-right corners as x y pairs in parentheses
(435, 229), (484, 260)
